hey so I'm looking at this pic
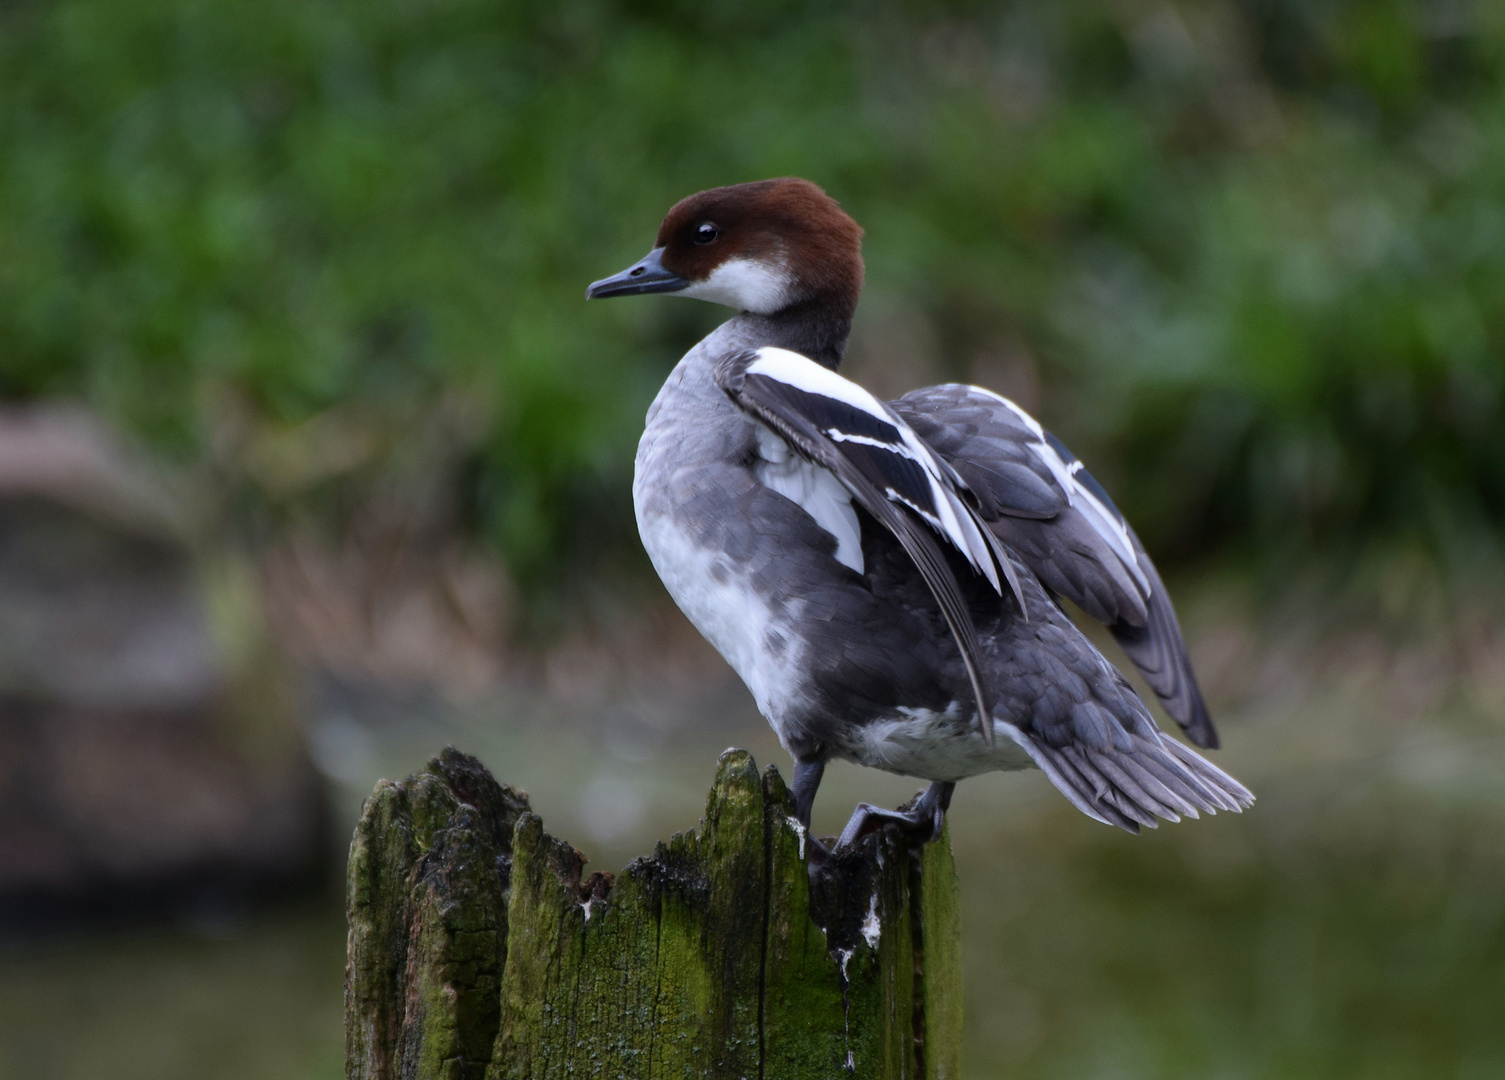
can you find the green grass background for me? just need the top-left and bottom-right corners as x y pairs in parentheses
(4, 0), (1502, 597)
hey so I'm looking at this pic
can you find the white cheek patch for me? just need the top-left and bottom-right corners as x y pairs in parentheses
(679, 257), (794, 314)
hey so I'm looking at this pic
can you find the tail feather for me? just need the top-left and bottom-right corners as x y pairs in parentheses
(1161, 737), (1254, 810)
(1023, 727), (1253, 833)
(1020, 737), (1142, 832)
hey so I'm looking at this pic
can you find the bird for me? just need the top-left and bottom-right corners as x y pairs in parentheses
(586, 177), (1251, 857)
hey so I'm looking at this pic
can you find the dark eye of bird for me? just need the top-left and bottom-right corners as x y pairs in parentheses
(693, 222), (719, 245)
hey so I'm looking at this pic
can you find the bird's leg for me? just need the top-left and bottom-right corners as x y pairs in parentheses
(835, 780), (955, 850)
(791, 756), (825, 830)
(791, 756), (834, 868)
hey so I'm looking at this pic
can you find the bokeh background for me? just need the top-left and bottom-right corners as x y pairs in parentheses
(2, 0), (1504, 1077)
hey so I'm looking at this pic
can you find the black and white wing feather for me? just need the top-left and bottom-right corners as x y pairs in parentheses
(716, 346), (1024, 745)
(894, 384), (1218, 749)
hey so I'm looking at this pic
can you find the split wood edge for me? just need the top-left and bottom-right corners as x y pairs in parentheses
(345, 747), (963, 1080)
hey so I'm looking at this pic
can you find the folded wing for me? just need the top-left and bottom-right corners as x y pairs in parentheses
(894, 383), (1218, 749)
(716, 346), (1023, 745)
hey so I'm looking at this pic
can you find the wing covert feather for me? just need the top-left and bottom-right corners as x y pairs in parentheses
(894, 383), (1219, 749)
(716, 347), (1026, 745)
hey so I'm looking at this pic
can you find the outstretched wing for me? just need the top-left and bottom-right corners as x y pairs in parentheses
(894, 383), (1218, 749)
(715, 346), (1023, 745)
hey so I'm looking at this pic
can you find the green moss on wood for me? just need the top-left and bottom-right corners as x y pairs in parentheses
(347, 748), (964, 1080)
(346, 748), (531, 1080)
(918, 826), (963, 1080)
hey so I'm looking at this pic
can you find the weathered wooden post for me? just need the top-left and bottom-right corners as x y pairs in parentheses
(346, 747), (962, 1079)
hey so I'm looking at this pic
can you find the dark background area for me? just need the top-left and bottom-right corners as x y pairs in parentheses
(1, 1), (1503, 1077)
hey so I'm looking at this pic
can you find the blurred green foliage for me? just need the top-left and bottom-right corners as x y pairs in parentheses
(1, 0), (1502, 593)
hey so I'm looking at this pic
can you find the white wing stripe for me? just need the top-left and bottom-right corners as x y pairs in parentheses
(751, 347), (1005, 597)
(963, 385), (1147, 595)
(1071, 480), (1143, 588)
(1031, 437), (1142, 585)
(885, 384), (1005, 594)
(973, 386), (1046, 438)
(827, 430), (917, 456)
(747, 348), (894, 423)
(885, 487), (942, 529)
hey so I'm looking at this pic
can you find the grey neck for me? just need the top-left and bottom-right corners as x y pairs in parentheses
(732, 298), (852, 370)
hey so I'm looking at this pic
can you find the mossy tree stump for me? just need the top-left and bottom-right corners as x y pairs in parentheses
(346, 747), (962, 1079)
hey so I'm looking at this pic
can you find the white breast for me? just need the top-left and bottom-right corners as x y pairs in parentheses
(633, 496), (807, 742)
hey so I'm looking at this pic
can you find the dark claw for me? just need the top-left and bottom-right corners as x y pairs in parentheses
(834, 780), (955, 850)
(804, 832), (835, 872)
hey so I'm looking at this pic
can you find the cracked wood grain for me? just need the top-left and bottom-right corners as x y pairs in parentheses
(345, 747), (963, 1080)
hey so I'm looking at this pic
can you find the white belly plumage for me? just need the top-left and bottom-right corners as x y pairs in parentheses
(634, 504), (809, 738)
(844, 707), (1036, 781)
